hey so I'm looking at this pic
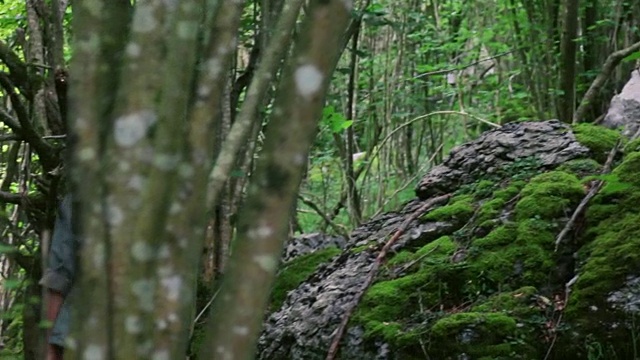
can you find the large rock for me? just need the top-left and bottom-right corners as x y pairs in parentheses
(602, 69), (640, 136)
(259, 120), (640, 359)
(415, 120), (589, 198)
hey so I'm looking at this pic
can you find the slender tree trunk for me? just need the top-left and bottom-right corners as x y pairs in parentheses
(558, 0), (580, 123)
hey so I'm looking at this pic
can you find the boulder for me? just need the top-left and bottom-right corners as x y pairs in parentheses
(602, 69), (640, 137)
(259, 120), (640, 359)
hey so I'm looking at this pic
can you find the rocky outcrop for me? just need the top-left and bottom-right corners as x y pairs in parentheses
(415, 120), (589, 198)
(602, 69), (640, 136)
(283, 233), (346, 262)
(260, 120), (640, 359)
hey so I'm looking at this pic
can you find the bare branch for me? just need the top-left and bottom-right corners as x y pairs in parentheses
(0, 73), (57, 170)
(573, 41), (640, 124)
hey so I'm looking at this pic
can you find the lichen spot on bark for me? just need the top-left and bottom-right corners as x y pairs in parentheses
(204, 57), (222, 79)
(293, 153), (305, 166)
(132, 242), (155, 262)
(233, 326), (249, 336)
(153, 153), (179, 171)
(106, 202), (124, 226)
(125, 315), (142, 334)
(77, 33), (99, 52)
(216, 346), (233, 360)
(126, 43), (141, 58)
(132, 4), (158, 33)
(177, 21), (198, 39)
(132, 279), (155, 311)
(253, 254), (278, 273)
(114, 110), (156, 147)
(249, 224), (273, 239)
(127, 175), (145, 191)
(92, 243), (105, 269)
(78, 148), (96, 161)
(295, 64), (323, 98)
(83, 345), (105, 360)
(342, 0), (354, 11)
(152, 349), (170, 360)
(161, 275), (182, 302)
(84, 2), (103, 19)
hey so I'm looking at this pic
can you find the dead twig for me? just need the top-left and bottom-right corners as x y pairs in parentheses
(573, 43), (640, 124)
(554, 139), (621, 251)
(325, 193), (452, 360)
(542, 275), (579, 360)
(390, 245), (440, 278)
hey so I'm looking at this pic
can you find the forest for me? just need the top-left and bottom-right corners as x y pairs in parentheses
(0, 0), (639, 359)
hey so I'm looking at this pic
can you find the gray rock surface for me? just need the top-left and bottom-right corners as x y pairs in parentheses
(283, 233), (347, 262)
(259, 200), (454, 360)
(415, 120), (589, 199)
(602, 69), (640, 137)
(258, 120), (590, 359)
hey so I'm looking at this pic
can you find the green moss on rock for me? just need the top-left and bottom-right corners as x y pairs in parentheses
(557, 158), (602, 178)
(270, 247), (341, 309)
(623, 138), (640, 153)
(571, 212), (640, 312)
(515, 171), (584, 221)
(429, 312), (527, 358)
(421, 194), (474, 223)
(572, 123), (621, 163)
(355, 237), (457, 343)
(472, 287), (538, 317)
(612, 151), (640, 187)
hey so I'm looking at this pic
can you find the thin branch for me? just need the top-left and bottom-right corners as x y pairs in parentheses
(206, 0), (305, 212)
(573, 41), (640, 124)
(298, 195), (348, 237)
(0, 190), (24, 204)
(0, 73), (57, 170)
(326, 194), (452, 360)
(554, 137), (623, 251)
(414, 50), (515, 79)
(0, 40), (31, 98)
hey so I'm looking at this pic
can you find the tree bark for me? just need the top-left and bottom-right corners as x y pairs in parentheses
(200, 1), (353, 358)
(558, 0), (580, 123)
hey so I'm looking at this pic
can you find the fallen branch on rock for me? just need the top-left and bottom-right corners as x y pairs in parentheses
(325, 193), (452, 360)
(554, 139), (621, 251)
(573, 41), (640, 124)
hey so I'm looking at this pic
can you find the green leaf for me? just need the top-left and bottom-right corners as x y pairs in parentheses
(3, 278), (21, 290)
(622, 51), (640, 63)
(321, 106), (352, 133)
(0, 243), (16, 253)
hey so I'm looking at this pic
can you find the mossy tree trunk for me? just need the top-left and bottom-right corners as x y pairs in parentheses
(67, 0), (352, 359)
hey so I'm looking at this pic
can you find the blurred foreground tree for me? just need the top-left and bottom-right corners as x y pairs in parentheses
(67, 0), (352, 359)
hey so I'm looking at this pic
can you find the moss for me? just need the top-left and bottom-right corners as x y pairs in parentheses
(612, 151), (640, 187)
(477, 198), (505, 224)
(421, 194), (474, 223)
(431, 312), (517, 337)
(469, 219), (554, 291)
(474, 180), (497, 199)
(557, 158), (603, 178)
(350, 244), (373, 254)
(270, 246), (341, 309)
(515, 171), (584, 221)
(572, 123), (621, 163)
(472, 287), (538, 318)
(570, 212), (640, 313)
(623, 138), (640, 153)
(355, 237), (458, 343)
(429, 312), (528, 358)
(473, 224), (516, 249)
(493, 180), (526, 201)
(388, 250), (414, 266)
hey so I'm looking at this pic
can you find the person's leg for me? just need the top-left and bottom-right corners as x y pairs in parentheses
(46, 344), (64, 360)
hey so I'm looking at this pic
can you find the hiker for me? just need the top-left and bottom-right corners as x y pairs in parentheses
(40, 195), (77, 360)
